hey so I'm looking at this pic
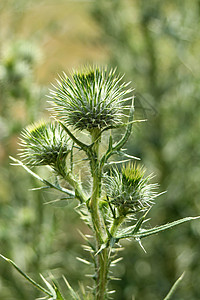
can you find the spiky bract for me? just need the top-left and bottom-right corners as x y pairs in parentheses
(19, 121), (71, 176)
(105, 164), (158, 215)
(49, 66), (133, 132)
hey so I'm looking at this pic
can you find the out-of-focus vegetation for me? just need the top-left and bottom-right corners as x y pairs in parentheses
(91, 1), (200, 299)
(0, 2), (104, 299)
(0, 1), (200, 299)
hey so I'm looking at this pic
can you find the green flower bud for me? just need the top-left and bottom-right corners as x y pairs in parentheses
(19, 121), (71, 177)
(49, 66), (133, 133)
(105, 163), (158, 215)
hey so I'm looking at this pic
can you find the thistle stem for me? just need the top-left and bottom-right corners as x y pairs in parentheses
(64, 171), (87, 203)
(89, 128), (108, 300)
(110, 215), (125, 238)
(97, 249), (109, 300)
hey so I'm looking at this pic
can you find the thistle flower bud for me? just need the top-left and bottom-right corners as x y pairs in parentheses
(105, 163), (158, 215)
(49, 66), (133, 133)
(19, 121), (71, 176)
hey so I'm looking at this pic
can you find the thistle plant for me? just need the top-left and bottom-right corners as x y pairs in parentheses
(2, 66), (200, 300)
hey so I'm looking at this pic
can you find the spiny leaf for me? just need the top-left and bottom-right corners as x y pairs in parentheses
(117, 216), (200, 240)
(52, 280), (66, 300)
(100, 100), (135, 168)
(76, 257), (91, 265)
(62, 276), (81, 300)
(132, 209), (151, 234)
(40, 275), (56, 299)
(0, 254), (52, 297)
(59, 122), (89, 153)
(10, 156), (75, 197)
(116, 151), (140, 161)
(100, 118), (146, 135)
(163, 272), (185, 300)
(108, 135), (113, 151)
(77, 229), (95, 252)
(112, 99), (134, 152)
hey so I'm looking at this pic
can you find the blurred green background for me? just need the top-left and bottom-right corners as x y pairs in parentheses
(1, 1), (200, 299)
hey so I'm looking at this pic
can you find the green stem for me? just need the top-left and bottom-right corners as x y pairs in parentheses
(89, 128), (108, 300)
(97, 249), (109, 300)
(89, 128), (103, 244)
(110, 215), (125, 238)
(64, 171), (87, 203)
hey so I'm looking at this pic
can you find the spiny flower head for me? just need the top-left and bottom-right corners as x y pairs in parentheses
(105, 163), (158, 215)
(19, 121), (71, 176)
(49, 66), (133, 133)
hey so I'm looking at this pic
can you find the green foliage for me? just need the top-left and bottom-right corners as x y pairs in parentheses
(0, 40), (39, 98)
(0, 255), (54, 298)
(163, 272), (185, 300)
(91, 1), (200, 299)
(1, 1), (200, 299)
(2, 66), (199, 300)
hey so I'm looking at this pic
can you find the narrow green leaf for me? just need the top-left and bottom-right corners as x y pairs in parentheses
(118, 216), (200, 239)
(100, 100), (135, 168)
(52, 280), (66, 300)
(59, 122), (94, 165)
(106, 159), (135, 166)
(99, 119), (145, 135)
(59, 122), (89, 153)
(54, 290), (65, 300)
(40, 274), (56, 299)
(163, 272), (185, 300)
(132, 209), (151, 234)
(108, 135), (113, 151)
(112, 99), (134, 152)
(117, 151), (140, 160)
(0, 254), (52, 297)
(10, 156), (75, 197)
(62, 276), (81, 300)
